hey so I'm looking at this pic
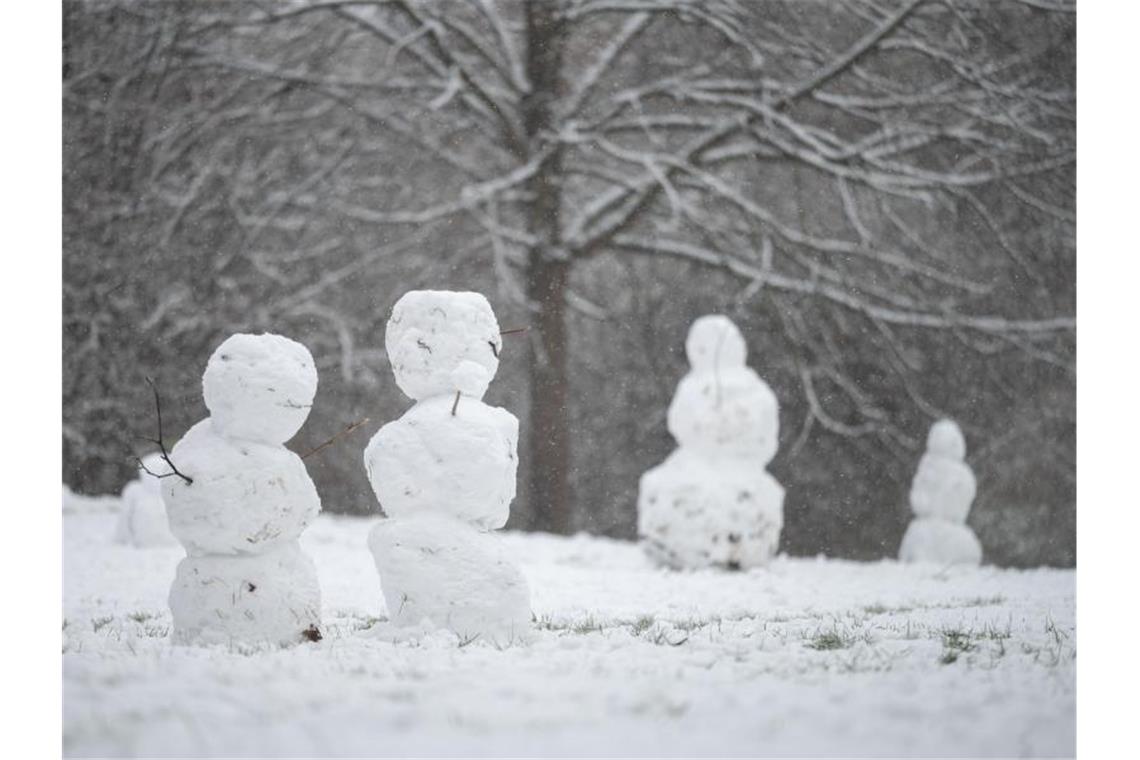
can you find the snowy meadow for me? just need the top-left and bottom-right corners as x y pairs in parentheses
(61, 1), (1078, 757)
(65, 502), (1074, 758)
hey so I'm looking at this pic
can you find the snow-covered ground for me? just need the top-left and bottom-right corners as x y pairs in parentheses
(64, 508), (1075, 757)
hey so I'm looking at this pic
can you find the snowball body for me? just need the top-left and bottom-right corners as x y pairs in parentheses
(899, 419), (982, 566)
(385, 290), (501, 401)
(898, 519), (982, 566)
(163, 421), (320, 555)
(115, 454), (177, 547)
(364, 394), (518, 530)
(638, 315), (784, 569)
(369, 514), (531, 646)
(169, 541), (320, 647)
(164, 333), (323, 646)
(366, 290), (529, 643)
(910, 454), (976, 523)
(667, 369), (779, 462)
(639, 449), (784, 569)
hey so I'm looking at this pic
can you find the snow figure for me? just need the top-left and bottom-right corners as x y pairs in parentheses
(638, 315), (784, 570)
(364, 290), (530, 645)
(113, 453), (177, 547)
(898, 419), (982, 566)
(162, 333), (323, 646)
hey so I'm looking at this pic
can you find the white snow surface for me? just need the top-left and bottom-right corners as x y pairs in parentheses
(385, 290), (502, 402)
(64, 510), (1075, 758)
(63, 485), (121, 515)
(363, 394), (519, 529)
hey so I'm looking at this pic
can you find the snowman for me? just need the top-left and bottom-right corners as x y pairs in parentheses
(898, 419), (982, 566)
(114, 452), (178, 547)
(364, 290), (530, 645)
(638, 315), (784, 570)
(162, 333), (323, 646)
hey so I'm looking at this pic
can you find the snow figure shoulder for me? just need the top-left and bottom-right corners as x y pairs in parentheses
(364, 290), (530, 646)
(638, 314), (784, 570)
(898, 418), (982, 566)
(162, 333), (324, 646)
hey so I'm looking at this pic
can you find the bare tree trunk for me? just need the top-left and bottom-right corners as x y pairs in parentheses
(526, 257), (571, 533)
(522, 0), (570, 534)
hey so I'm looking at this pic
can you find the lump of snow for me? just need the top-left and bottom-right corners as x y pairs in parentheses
(203, 333), (318, 445)
(926, 418), (966, 461)
(369, 514), (531, 647)
(639, 449), (784, 570)
(163, 420), (320, 556)
(667, 364), (780, 463)
(898, 518), (982, 566)
(385, 290), (501, 402)
(169, 540), (321, 647)
(450, 360), (492, 399)
(909, 419), (976, 524)
(685, 314), (747, 370)
(364, 394), (518, 530)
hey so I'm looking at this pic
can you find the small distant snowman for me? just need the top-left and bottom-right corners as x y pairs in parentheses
(898, 419), (982, 566)
(162, 333), (324, 646)
(638, 315), (784, 570)
(114, 452), (178, 547)
(364, 290), (530, 646)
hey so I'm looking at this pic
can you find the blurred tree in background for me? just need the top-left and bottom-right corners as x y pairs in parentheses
(63, 0), (1075, 566)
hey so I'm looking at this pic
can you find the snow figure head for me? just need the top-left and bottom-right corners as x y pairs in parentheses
(685, 315), (747, 371)
(926, 419), (966, 461)
(385, 290), (502, 401)
(203, 333), (318, 444)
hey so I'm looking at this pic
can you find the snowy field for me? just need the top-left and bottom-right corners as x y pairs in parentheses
(64, 507), (1075, 758)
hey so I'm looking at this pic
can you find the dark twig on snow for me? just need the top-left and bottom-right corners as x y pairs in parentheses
(300, 417), (371, 460)
(451, 390), (462, 416)
(139, 376), (193, 486)
(490, 327), (527, 358)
